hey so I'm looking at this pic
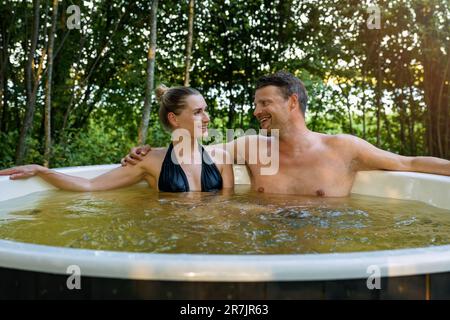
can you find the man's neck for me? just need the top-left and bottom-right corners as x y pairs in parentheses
(278, 122), (314, 153)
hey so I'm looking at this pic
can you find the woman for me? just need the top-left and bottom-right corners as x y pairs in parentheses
(0, 85), (234, 192)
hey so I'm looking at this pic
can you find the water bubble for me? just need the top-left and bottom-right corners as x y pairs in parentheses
(327, 211), (342, 218)
(395, 216), (417, 227)
(360, 237), (370, 243)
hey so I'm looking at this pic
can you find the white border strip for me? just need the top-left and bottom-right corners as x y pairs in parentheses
(1, 240), (450, 281)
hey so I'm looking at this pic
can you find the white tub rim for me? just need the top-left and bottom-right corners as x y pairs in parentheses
(0, 164), (450, 282)
(1, 239), (450, 281)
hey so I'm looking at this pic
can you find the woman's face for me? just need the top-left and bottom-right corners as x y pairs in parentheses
(171, 94), (210, 139)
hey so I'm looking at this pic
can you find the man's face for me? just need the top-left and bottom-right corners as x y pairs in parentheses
(253, 86), (291, 132)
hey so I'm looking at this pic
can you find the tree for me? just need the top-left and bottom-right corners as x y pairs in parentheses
(184, 0), (194, 86)
(1, 0), (449, 170)
(139, 0), (158, 145)
(414, 0), (450, 158)
(43, 0), (59, 167)
(15, 0), (43, 165)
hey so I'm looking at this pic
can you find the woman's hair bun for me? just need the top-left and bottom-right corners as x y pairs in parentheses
(155, 84), (169, 102)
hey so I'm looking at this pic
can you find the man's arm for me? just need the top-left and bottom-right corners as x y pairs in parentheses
(348, 135), (450, 176)
(122, 136), (252, 166)
(121, 145), (150, 166)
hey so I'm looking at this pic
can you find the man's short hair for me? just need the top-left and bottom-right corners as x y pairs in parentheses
(256, 71), (308, 116)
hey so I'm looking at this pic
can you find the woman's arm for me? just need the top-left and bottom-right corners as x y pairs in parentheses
(0, 163), (148, 191)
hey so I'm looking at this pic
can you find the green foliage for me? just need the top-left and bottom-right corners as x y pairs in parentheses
(51, 123), (132, 167)
(1, 0), (449, 170)
(0, 132), (18, 169)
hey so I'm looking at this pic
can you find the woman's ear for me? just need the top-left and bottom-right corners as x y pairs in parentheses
(167, 112), (179, 128)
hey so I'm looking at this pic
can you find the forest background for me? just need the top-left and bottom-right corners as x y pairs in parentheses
(0, 0), (449, 169)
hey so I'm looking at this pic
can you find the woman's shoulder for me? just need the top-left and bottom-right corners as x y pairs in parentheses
(146, 147), (167, 156)
(140, 147), (167, 166)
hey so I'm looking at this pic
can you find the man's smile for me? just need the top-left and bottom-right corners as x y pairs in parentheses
(258, 115), (271, 128)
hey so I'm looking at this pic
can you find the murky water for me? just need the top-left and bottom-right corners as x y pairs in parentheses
(0, 184), (449, 254)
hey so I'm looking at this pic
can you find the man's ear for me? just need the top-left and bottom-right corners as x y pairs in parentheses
(167, 112), (179, 128)
(289, 94), (299, 111)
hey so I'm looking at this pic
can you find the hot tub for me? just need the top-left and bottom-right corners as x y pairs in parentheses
(0, 164), (449, 299)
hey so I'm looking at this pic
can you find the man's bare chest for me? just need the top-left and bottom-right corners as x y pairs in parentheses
(247, 153), (355, 196)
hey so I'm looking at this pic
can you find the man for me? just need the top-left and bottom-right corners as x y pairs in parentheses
(122, 71), (450, 196)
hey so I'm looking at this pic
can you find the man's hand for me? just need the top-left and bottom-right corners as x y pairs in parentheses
(121, 145), (151, 166)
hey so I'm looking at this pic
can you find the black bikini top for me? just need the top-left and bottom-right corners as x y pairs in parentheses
(158, 143), (223, 192)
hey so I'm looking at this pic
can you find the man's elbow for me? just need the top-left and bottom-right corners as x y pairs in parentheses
(399, 156), (415, 171)
(376, 156), (413, 172)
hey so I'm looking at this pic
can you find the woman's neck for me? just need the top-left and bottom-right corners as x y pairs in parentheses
(172, 137), (202, 165)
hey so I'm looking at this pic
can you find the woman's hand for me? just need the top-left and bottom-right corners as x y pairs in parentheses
(0, 164), (45, 180)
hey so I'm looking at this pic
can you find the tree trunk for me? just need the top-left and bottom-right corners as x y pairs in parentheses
(438, 56), (450, 159)
(0, 24), (4, 132)
(0, 70), (3, 134)
(361, 89), (367, 140)
(2, 62), (15, 133)
(227, 73), (234, 128)
(138, 0), (158, 145)
(445, 81), (450, 159)
(347, 106), (353, 135)
(382, 109), (393, 149)
(397, 90), (406, 154)
(407, 86), (417, 155)
(345, 90), (353, 135)
(0, 4), (15, 134)
(421, 48), (449, 158)
(183, 0), (194, 87)
(62, 6), (127, 137)
(59, 34), (86, 142)
(0, 22), (3, 132)
(375, 31), (382, 147)
(415, 1), (450, 158)
(15, 0), (41, 165)
(43, 0), (58, 167)
(1, 76), (8, 133)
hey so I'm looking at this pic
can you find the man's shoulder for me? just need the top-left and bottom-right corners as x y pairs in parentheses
(322, 133), (359, 145)
(227, 134), (270, 147)
(319, 133), (366, 157)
